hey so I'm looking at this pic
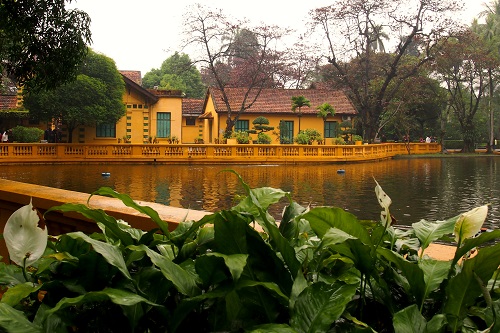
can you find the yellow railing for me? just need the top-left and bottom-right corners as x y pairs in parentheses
(0, 142), (441, 164)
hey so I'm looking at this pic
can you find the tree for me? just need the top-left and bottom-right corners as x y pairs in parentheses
(309, 0), (460, 141)
(473, 1), (500, 153)
(291, 95), (311, 132)
(142, 52), (206, 98)
(182, 4), (289, 137)
(23, 50), (125, 143)
(432, 30), (499, 153)
(0, 0), (92, 91)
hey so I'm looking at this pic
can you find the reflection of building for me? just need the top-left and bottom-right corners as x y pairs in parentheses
(1, 70), (358, 144)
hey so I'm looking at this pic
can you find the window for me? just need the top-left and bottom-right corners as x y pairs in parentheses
(324, 121), (338, 138)
(96, 123), (116, 137)
(279, 120), (294, 144)
(186, 118), (196, 126)
(156, 112), (171, 138)
(235, 120), (249, 132)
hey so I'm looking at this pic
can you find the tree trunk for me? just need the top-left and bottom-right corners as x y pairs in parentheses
(461, 122), (475, 153)
(487, 68), (494, 154)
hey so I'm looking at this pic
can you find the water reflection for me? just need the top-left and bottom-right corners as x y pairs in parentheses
(1, 157), (498, 228)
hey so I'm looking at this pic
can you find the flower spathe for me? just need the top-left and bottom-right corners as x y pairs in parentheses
(374, 179), (392, 227)
(454, 204), (489, 243)
(3, 199), (48, 266)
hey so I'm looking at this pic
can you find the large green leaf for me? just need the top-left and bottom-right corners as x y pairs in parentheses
(290, 281), (356, 333)
(393, 304), (426, 333)
(0, 282), (40, 306)
(452, 230), (500, 267)
(43, 287), (158, 320)
(224, 170), (301, 279)
(66, 232), (132, 280)
(377, 248), (426, 306)
(412, 217), (457, 253)
(89, 187), (171, 237)
(418, 259), (452, 303)
(129, 244), (200, 297)
(247, 323), (299, 332)
(207, 252), (248, 282)
(46, 203), (135, 246)
(303, 207), (372, 246)
(444, 242), (500, 331)
(0, 303), (42, 333)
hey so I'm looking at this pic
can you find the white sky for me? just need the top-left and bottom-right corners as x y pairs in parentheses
(68, 0), (484, 76)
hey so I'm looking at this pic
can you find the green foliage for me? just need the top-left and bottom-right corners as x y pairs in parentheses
(252, 116), (274, 133)
(23, 50), (126, 143)
(0, 174), (498, 333)
(0, 0), (92, 91)
(331, 137), (346, 145)
(294, 129), (322, 145)
(257, 132), (272, 144)
(234, 131), (250, 144)
(352, 134), (363, 142)
(10, 126), (44, 143)
(142, 52), (205, 98)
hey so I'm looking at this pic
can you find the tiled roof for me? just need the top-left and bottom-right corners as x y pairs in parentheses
(0, 95), (18, 110)
(119, 70), (142, 85)
(209, 87), (358, 115)
(182, 98), (204, 116)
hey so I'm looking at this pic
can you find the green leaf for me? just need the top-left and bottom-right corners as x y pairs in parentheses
(46, 203), (135, 246)
(444, 242), (500, 331)
(236, 279), (289, 305)
(425, 314), (447, 333)
(393, 304), (426, 333)
(43, 287), (158, 321)
(207, 252), (248, 282)
(223, 170), (301, 279)
(247, 323), (298, 333)
(0, 303), (42, 333)
(412, 217), (457, 253)
(290, 282), (356, 333)
(129, 244), (200, 297)
(89, 187), (171, 237)
(378, 248), (426, 305)
(418, 259), (452, 301)
(452, 230), (500, 267)
(303, 207), (372, 245)
(0, 282), (40, 307)
(66, 232), (132, 280)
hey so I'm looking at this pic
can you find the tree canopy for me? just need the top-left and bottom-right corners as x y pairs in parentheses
(23, 50), (125, 142)
(142, 52), (205, 98)
(0, 0), (92, 91)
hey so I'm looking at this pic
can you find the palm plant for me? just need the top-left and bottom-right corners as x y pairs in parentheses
(291, 95), (311, 132)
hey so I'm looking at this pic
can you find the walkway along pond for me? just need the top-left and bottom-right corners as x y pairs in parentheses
(0, 142), (440, 164)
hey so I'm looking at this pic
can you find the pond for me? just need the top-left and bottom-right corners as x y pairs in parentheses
(1, 156), (499, 229)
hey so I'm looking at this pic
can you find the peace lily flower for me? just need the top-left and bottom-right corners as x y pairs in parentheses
(454, 204), (489, 244)
(3, 199), (48, 267)
(374, 179), (392, 227)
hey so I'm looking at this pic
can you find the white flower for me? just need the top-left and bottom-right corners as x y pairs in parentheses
(3, 200), (48, 266)
(374, 179), (392, 227)
(454, 205), (489, 243)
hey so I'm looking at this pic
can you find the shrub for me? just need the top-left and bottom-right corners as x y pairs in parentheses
(257, 132), (272, 144)
(332, 137), (346, 145)
(294, 128), (322, 145)
(11, 126), (44, 143)
(352, 134), (363, 142)
(0, 173), (497, 332)
(234, 130), (250, 144)
(294, 131), (309, 144)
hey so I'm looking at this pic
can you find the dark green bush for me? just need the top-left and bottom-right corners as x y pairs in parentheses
(11, 125), (44, 143)
(0, 172), (497, 332)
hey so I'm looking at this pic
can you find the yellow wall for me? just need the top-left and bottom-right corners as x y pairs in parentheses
(216, 112), (343, 143)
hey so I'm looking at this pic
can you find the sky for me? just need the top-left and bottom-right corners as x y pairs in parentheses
(68, 0), (485, 76)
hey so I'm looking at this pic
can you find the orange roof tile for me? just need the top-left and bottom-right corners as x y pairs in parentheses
(209, 87), (358, 115)
(182, 98), (204, 116)
(0, 95), (18, 110)
(119, 70), (142, 85)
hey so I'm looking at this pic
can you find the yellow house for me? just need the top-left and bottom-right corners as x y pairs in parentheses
(200, 87), (358, 144)
(2, 71), (357, 144)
